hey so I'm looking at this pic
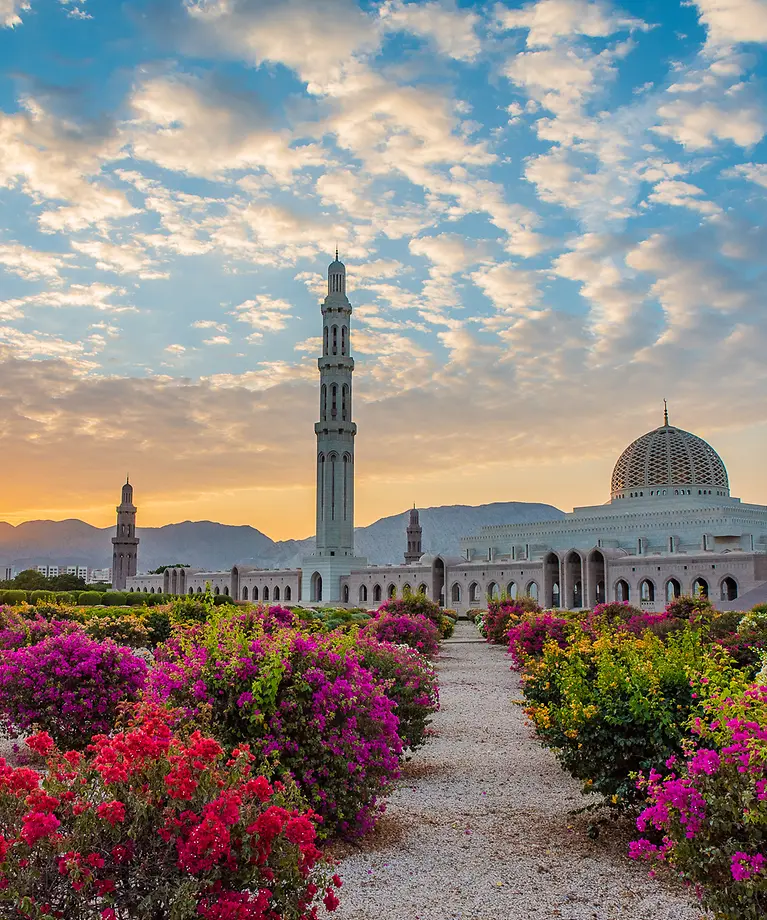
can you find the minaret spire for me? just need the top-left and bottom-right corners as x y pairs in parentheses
(663, 399), (669, 426)
(405, 506), (423, 564)
(111, 477), (139, 589)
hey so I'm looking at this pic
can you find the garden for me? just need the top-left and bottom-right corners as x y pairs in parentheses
(476, 593), (767, 920)
(0, 588), (454, 918)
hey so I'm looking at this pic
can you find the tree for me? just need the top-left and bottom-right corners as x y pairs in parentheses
(50, 574), (87, 591)
(12, 569), (49, 590)
(149, 564), (190, 574)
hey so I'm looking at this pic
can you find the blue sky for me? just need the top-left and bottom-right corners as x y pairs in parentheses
(0, 0), (766, 537)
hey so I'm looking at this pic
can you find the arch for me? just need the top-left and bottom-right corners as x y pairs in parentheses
(223, 586), (229, 596)
(188, 587), (194, 596)
(321, 384), (327, 420)
(487, 581), (500, 600)
(373, 584), (382, 603)
(388, 583), (397, 599)
(252, 585), (259, 601)
(451, 582), (461, 603)
(331, 384), (338, 419)
(318, 453), (325, 521)
(639, 579), (655, 602)
(284, 586), (291, 601)
(692, 577), (709, 598)
(273, 586), (280, 601)
(196, 586), (202, 594)
(342, 384), (349, 421)
(615, 579), (630, 602)
(150, 587), (155, 594)
(263, 586), (269, 602)
(331, 324), (338, 355)
(311, 572), (322, 603)
(323, 326), (328, 356)
(214, 586), (220, 596)
(665, 578), (681, 602)
(720, 576), (738, 601)
(341, 325), (347, 356)
(469, 582), (479, 604)
(544, 551), (560, 609)
(526, 581), (539, 601)
(506, 581), (517, 599)
(433, 557), (446, 607)
(418, 583), (428, 596)
(343, 584), (349, 604)
(565, 550), (583, 608)
(587, 549), (606, 607)
(242, 586), (249, 601)
(359, 584), (368, 603)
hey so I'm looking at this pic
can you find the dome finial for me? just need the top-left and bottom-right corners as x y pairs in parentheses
(663, 399), (669, 426)
(335, 244), (338, 262)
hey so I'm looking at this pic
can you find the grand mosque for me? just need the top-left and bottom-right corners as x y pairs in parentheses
(115, 256), (767, 614)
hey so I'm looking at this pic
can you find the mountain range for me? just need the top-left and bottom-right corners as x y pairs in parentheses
(0, 501), (565, 572)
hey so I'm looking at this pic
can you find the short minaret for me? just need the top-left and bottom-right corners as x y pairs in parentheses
(315, 252), (357, 557)
(405, 506), (423, 564)
(111, 477), (139, 589)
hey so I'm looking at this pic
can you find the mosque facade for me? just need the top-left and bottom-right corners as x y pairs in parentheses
(121, 257), (767, 613)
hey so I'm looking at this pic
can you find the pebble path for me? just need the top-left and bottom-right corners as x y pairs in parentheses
(331, 621), (707, 920)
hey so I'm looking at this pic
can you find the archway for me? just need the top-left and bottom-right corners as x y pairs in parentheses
(373, 584), (382, 603)
(433, 557), (445, 607)
(252, 586), (259, 601)
(692, 577), (709, 598)
(359, 584), (368, 603)
(223, 586), (229, 596)
(311, 572), (322, 603)
(544, 552), (560, 608)
(418, 583), (428, 595)
(587, 549), (606, 607)
(469, 582), (479, 604)
(242, 586), (249, 600)
(273, 586), (280, 601)
(526, 581), (539, 601)
(506, 581), (517, 599)
(402, 583), (412, 595)
(451, 583), (461, 603)
(665, 578), (681, 602)
(487, 581), (500, 600)
(615, 579), (630, 602)
(188, 587), (194, 596)
(263, 586), (269, 602)
(388, 584), (396, 599)
(720, 576), (738, 601)
(343, 585), (349, 603)
(214, 586), (220, 596)
(284, 586), (291, 601)
(196, 586), (202, 594)
(565, 550), (583, 608)
(639, 579), (655, 602)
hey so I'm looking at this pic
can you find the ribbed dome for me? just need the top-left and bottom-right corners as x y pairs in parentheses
(611, 424), (729, 500)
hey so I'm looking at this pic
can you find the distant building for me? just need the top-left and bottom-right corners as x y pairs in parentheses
(66, 565), (89, 580)
(36, 565), (59, 578)
(88, 568), (113, 584)
(124, 256), (767, 613)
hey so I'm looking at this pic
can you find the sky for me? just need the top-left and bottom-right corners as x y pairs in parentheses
(0, 0), (766, 540)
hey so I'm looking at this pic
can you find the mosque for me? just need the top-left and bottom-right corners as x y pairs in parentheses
(116, 256), (767, 614)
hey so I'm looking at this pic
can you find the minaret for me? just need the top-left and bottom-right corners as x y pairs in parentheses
(111, 477), (139, 589)
(315, 252), (356, 557)
(405, 506), (423, 564)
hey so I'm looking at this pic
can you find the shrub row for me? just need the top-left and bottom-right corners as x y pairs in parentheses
(499, 596), (767, 919)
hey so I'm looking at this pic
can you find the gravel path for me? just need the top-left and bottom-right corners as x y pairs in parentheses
(332, 622), (707, 920)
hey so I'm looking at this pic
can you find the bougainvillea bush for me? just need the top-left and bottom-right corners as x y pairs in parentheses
(149, 613), (402, 837)
(482, 600), (531, 645)
(507, 613), (573, 670)
(522, 626), (737, 807)
(0, 709), (340, 920)
(84, 613), (150, 648)
(376, 593), (454, 638)
(361, 613), (440, 657)
(0, 609), (82, 651)
(354, 636), (439, 752)
(0, 633), (148, 748)
(631, 683), (767, 920)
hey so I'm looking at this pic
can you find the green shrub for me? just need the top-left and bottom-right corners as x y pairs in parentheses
(84, 613), (150, 647)
(522, 625), (744, 807)
(0, 590), (27, 606)
(28, 590), (56, 605)
(144, 593), (167, 606)
(124, 591), (146, 606)
(54, 591), (75, 605)
(101, 591), (127, 606)
(665, 593), (715, 620)
(169, 594), (211, 626)
(77, 591), (103, 606)
(142, 608), (172, 645)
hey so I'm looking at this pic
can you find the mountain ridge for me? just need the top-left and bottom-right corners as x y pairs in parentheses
(0, 501), (566, 571)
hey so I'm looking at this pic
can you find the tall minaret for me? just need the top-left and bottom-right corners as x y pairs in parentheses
(111, 477), (139, 589)
(405, 506), (423, 563)
(315, 252), (357, 557)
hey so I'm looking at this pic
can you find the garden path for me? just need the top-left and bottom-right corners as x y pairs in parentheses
(330, 620), (707, 920)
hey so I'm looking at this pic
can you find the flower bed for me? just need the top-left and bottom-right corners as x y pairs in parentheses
(361, 613), (440, 657)
(0, 708), (339, 919)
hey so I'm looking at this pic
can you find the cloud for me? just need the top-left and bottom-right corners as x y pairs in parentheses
(380, 0), (482, 62)
(471, 261), (543, 315)
(0, 283), (134, 317)
(1, 0), (29, 27)
(128, 72), (326, 182)
(231, 295), (293, 339)
(654, 93), (767, 149)
(647, 179), (722, 215)
(496, 0), (648, 48)
(70, 239), (169, 279)
(165, 344), (187, 355)
(203, 335), (230, 346)
(690, 0), (767, 50)
(723, 162), (767, 188)
(0, 243), (72, 281)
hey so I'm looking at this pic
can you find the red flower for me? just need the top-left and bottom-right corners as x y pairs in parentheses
(0, 835), (9, 863)
(285, 816), (315, 846)
(323, 888), (340, 911)
(25, 732), (55, 757)
(20, 811), (61, 846)
(96, 800), (126, 826)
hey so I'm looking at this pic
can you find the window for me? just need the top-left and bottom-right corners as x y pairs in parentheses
(341, 326), (347, 355)
(242, 586), (249, 600)
(323, 327), (328, 355)
(331, 385), (337, 419)
(373, 584), (382, 603)
(332, 325), (338, 355)
(343, 585), (349, 603)
(615, 579), (630, 602)
(388, 584), (396, 599)
(506, 581), (517, 598)
(418, 583), (428, 595)
(640, 579), (655, 602)
(469, 582), (479, 603)
(666, 578), (681, 602)
(263, 586), (269, 601)
(692, 577), (709, 598)
(359, 584), (368, 603)
(284, 586), (291, 601)
(274, 586), (280, 601)
(214, 586), (220, 596)
(253, 586), (259, 601)
(527, 581), (539, 601)
(720, 576), (738, 602)
(451, 583), (461, 603)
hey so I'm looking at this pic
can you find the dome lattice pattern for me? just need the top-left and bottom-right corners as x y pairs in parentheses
(611, 425), (729, 498)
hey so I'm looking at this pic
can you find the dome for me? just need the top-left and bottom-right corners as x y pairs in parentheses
(610, 423), (729, 501)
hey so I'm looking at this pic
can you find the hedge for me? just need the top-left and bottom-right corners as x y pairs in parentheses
(77, 591), (103, 606)
(28, 590), (56, 605)
(0, 591), (27, 605)
(101, 591), (128, 606)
